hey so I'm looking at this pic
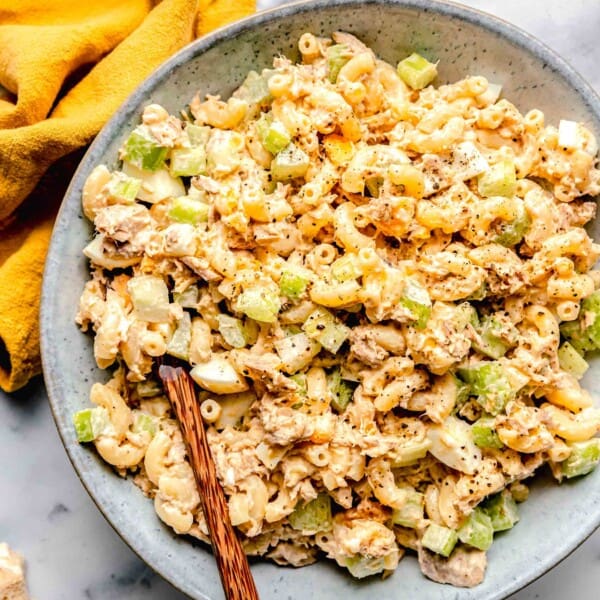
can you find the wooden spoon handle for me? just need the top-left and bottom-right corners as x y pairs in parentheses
(159, 364), (260, 600)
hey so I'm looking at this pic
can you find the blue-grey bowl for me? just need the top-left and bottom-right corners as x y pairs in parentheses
(41, 1), (600, 598)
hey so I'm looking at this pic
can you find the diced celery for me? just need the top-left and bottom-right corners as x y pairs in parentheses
(168, 196), (209, 225)
(185, 124), (211, 146)
(391, 488), (424, 528)
(128, 275), (170, 323)
(122, 161), (185, 204)
(279, 269), (310, 300)
(457, 361), (514, 415)
(481, 490), (519, 532)
(561, 439), (600, 479)
(560, 290), (600, 353)
(288, 493), (332, 534)
(190, 356), (248, 394)
(342, 555), (388, 579)
(132, 412), (157, 437)
(274, 332), (321, 373)
(242, 319), (259, 345)
(167, 311), (192, 360)
(397, 52), (438, 90)
(303, 307), (351, 353)
(256, 114), (291, 155)
(400, 278), (432, 329)
(421, 523), (458, 557)
(331, 255), (361, 282)
(121, 125), (168, 171)
(494, 202), (530, 247)
(472, 417), (504, 449)
(173, 284), (198, 308)
(327, 367), (356, 413)
(477, 159), (516, 198)
(390, 439), (432, 467)
(558, 341), (589, 379)
(217, 314), (247, 349)
(236, 287), (281, 323)
(327, 44), (351, 83)
(72, 407), (110, 442)
(233, 69), (273, 116)
(457, 508), (494, 551)
(73, 409), (95, 443)
(270, 143), (310, 181)
(290, 373), (307, 396)
(473, 315), (513, 359)
(106, 172), (141, 203)
(169, 146), (207, 177)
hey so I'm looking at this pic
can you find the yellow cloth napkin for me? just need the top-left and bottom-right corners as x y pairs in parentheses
(0, 0), (255, 392)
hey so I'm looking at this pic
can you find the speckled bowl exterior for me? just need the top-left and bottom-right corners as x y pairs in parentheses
(41, 1), (600, 599)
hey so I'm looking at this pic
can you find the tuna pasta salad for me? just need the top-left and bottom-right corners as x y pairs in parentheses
(74, 32), (600, 587)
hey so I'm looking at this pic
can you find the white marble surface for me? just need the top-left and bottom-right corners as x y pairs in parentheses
(1, 0), (599, 598)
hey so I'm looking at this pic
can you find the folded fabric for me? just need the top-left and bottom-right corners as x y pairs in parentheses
(0, 0), (255, 392)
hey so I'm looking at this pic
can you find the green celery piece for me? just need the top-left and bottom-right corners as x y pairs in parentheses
(290, 373), (308, 396)
(72, 407), (110, 442)
(73, 409), (95, 442)
(128, 275), (170, 323)
(561, 290), (600, 353)
(472, 416), (504, 449)
(327, 367), (356, 413)
(478, 159), (517, 198)
(342, 555), (387, 579)
(257, 114), (291, 155)
(494, 202), (531, 247)
(389, 439), (432, 467)
(457, 361), (514, 415)
(467, 281), (487, 301)
(168, 196), (209, 225)
(173, 284), (198, 308)
(274, 332), (321, 373)
(473, 315), (512, 359)
(400, 278), (432, 329)
(107, 172), (141, 202)
(327, 44), (351, 83)
(561, 439), (600, 478)
(303, 307), (351, 354)
(217, 314), (247, 349)
(288, 493), (332, 534)
(481, 490), (519, 531)
(457, 508), (494, 551)
(185, 124), (211, 146)
(236, 287), (281, 323)
(167, 312), (192, 360)
(121, 125), (168, 171)
(233, 69), (273, 116)
(331, 255), (361, 282)
(454, 375), (472, 405)
(170, 146), (207, 177)
(279, 270), (310, 300)
(397, 52), (438, 90)
(557, 341), (589, 379)
(270, 143), (310, 181)
(132, 412), (157, 437)
(391, 488), (424, 528)
(421, 523), (458, 557)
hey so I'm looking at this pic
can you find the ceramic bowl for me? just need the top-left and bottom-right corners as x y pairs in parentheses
(41, 1), (600, 598)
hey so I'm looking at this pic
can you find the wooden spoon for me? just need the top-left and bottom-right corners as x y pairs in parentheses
(158, 362), (259, 600)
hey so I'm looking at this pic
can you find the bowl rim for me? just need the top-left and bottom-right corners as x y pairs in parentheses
(41, 1), (600, 599)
